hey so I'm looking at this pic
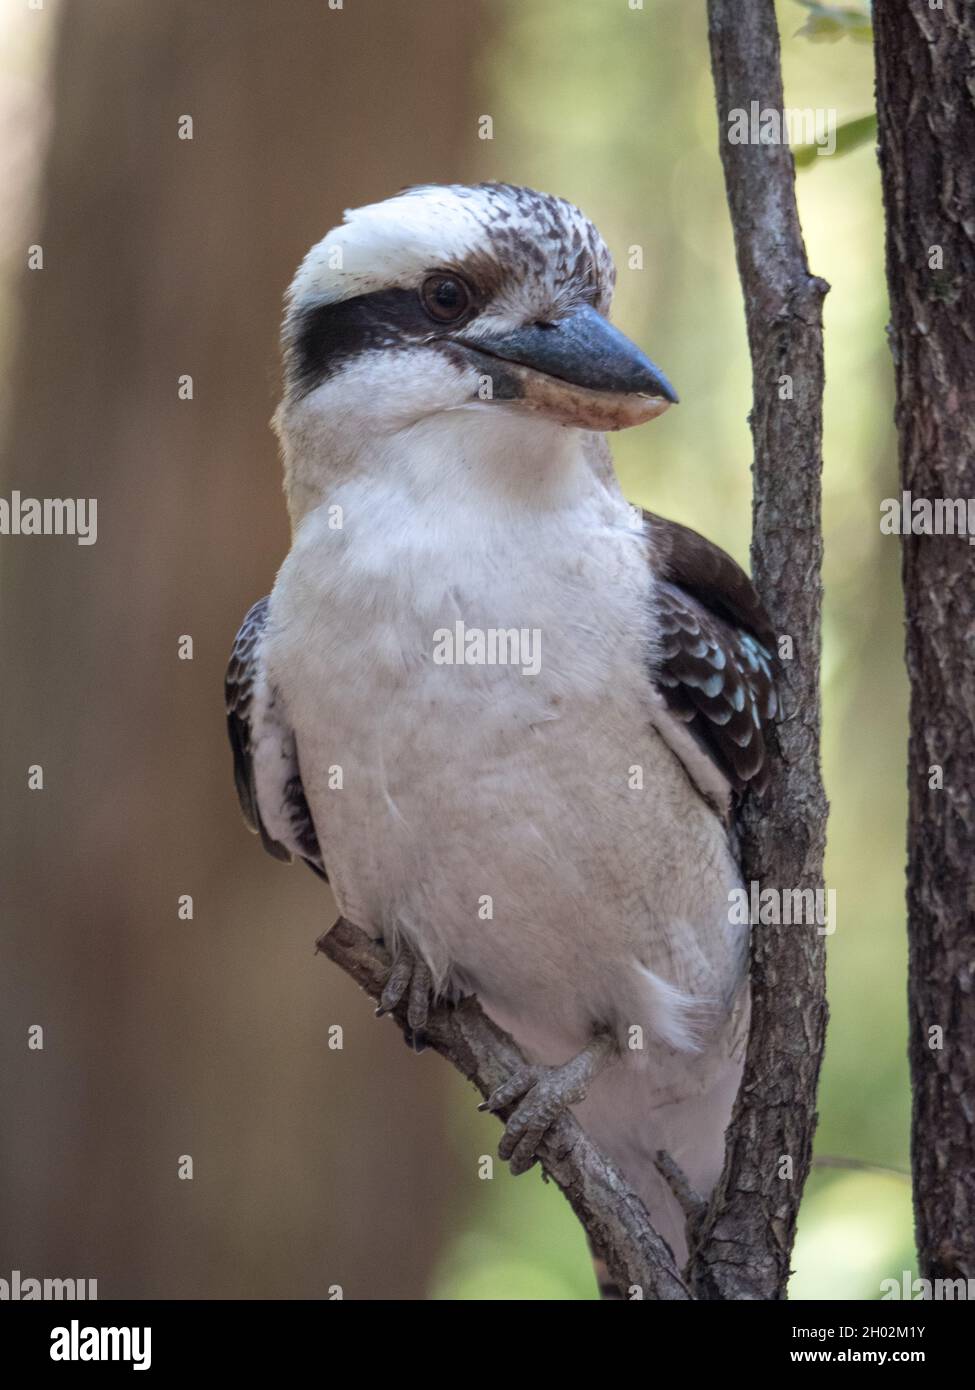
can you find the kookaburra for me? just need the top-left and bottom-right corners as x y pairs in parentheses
(227, 183), (777, 1284)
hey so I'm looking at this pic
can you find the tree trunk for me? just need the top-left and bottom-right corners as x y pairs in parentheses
(874, 0), (975, 1283)
(688, 0), (830, 1300)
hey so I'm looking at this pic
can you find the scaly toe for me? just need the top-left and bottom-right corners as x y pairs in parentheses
(479, 1066), (540, 1115)
(498, 1084), (560, 1166)
(406, 957), (433, 1037)
(378, 950), (414, 1015)
(508, 1127), (548, 1175)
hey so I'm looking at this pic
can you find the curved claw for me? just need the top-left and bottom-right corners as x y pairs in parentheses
(479, 1066), (540, 1115)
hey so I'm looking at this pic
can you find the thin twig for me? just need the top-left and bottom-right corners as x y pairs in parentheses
(655, 1151), (708, 1226)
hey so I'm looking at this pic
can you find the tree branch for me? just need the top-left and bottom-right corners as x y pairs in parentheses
(316, 917), (691, 1300)
(689, 0), (830, 1300)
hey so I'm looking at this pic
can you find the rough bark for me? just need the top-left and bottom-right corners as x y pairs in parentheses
(874, 0), (975, 1283)
(687, 0), (830, 1300)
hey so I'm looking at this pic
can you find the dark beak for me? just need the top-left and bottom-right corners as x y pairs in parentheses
(460, 304), (678, 404)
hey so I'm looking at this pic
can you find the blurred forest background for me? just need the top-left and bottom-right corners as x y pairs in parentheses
(0, 0), (910, 1299)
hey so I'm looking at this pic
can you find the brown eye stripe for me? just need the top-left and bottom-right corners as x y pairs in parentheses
(286, 287), (440, 396)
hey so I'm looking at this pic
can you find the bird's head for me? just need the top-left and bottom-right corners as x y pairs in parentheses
(276, 183), (676, 455)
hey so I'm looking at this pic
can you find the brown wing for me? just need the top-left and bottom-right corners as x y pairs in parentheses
(645, 512), (779, 796)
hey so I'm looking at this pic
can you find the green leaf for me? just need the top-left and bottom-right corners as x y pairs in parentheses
(794, 112), (877, 168)
(793, 0), (873, 43)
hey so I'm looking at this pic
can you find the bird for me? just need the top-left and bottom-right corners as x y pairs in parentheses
(226, 182), (778, 1291)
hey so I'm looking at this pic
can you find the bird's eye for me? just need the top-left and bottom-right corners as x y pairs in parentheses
(420, 273), (473, 324)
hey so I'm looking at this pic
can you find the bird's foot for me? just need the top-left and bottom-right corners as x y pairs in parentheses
(375, 939), (435, 1051)
(480, 1032), (616, 1176)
